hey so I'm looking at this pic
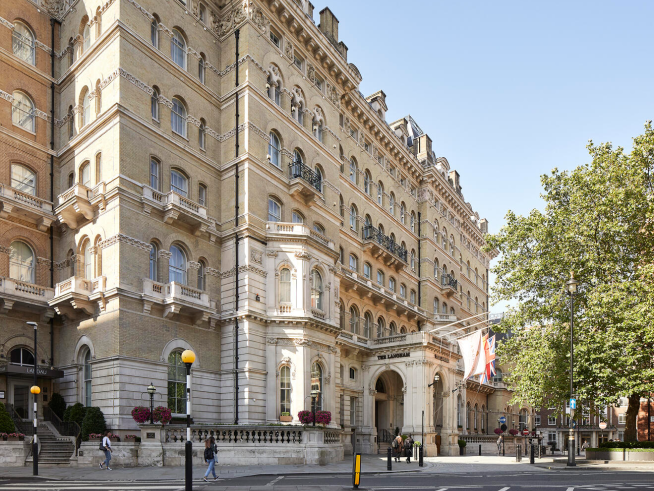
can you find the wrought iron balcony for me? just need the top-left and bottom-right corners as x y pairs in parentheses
(288, 161), (322, 202)
(362, 225), (408, 269)
(441, 273), (458, 297)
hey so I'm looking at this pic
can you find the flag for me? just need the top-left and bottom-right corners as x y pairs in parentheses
(471, 333), (488, 377)
(457, 331), (483, 380)
(479, 335), (496, 384)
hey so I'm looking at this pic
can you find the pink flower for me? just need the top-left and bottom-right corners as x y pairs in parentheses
(153, 406), (172, 426)
(131, 406), (152, 424)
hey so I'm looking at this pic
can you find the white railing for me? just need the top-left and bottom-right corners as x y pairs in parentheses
(57, 184), (91, 205)
(143, 279), (211, 309)
(434, 313), (458, 323)
(0, 185), (51, 211)
(142, 187), (208, 219)
(0, 277), (54, 302)
(54, 276), (105, 297)
(266, 222), (335, 249)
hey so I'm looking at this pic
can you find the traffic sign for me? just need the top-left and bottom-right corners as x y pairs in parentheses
(570, 398), (576, 410)
(500, 423), (507, 432)
(599, 422), (607, 430)
(499, 416), (506, 424)
(522, 429), (530, 436)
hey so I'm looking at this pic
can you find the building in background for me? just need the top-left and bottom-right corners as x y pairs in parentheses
(1, 0), (502, 460)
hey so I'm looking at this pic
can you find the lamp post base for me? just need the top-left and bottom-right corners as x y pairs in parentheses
(567, 434), (576, 467)
(185, 440), (192, 490)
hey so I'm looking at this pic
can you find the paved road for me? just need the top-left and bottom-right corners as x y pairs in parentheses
(2, 470), (654, 491)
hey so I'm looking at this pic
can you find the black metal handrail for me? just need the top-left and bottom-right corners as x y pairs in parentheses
(289, 160), (322, 192)
(43, 406), (82, 449)
(442, 273), (458, 290)
(362, 225), (408, 262)
(5, 403), (30, 435)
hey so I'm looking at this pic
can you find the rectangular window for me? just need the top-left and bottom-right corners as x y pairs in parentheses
(339, 113), (344, 127)
(280, 366), (291, 415)
(363, 262), (371, 279)
(618, 413), (626, 424)
(364, 141), (371, 153)
(535, 415), (541, 426)
(270, 30), (280, 48)
(547, 432), (557, 443)
(350, 397), (357, 426)
(315, 76), (323, 91)
(349, 127), (358, 140)
(349, 367), (356, 380)
(548, 415), (556, 425)
(150, 159), (160, 190)
(293, 53), (303, 71)
(198, 184), (206, 206)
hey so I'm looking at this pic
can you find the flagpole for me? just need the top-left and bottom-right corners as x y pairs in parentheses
(428, 312), (491, 334)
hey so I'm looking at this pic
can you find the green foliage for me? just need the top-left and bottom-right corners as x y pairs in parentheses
(458, 439), (467, 448)
(394, 427), (400, 437)
(48, 393), (66, 420)
(0, 403), (16, 433)
(81, 407), (106, 441)
(65, 403), (87, 429)
(485, 122), (654, 442)
(599, 441), (654, 449)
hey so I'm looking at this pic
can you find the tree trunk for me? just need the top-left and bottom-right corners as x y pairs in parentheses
(624, 393), (640, 442)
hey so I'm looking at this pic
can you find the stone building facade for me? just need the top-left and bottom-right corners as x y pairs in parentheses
(1, 0), (501, 457)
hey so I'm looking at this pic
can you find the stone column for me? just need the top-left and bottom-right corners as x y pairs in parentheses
(187, 261), (200, 289)
(265, 338), (277, 423)
(0, 245), (10, 278)
(158, 250), (171, 284)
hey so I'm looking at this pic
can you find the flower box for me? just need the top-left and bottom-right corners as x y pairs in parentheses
(7, 433), (24, 442)
(280, 415), (293, 422)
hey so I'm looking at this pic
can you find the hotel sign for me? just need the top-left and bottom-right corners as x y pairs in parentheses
(434, 354), (450, 363)
(0, 364), (64, 379)
(377, 352), (410, 360)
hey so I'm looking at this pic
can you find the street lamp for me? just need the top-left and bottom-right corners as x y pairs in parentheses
(181, 349), (195, 491)
(566, 272), (578, 467)
(310, 389), (319, 427)
(147, 383), (156, 425)
(428, 374), (440, 388)
(26, 321), (38, 476)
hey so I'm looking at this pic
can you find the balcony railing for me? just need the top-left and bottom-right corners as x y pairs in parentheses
(362, 225), (408, 263)
(442, 273), (458, 290)
(289, 161), (322, 192)
(266, 222), (335, 250)
(142, 186), (216, 239)
(50, 276), (106, 316)
(0, 185), (55, 231)
(142, 278), (215, 324)
(0, 277), (54, 312)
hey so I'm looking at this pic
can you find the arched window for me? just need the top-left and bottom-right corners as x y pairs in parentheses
(364, 170), (372, 195)
(291, 210), (304, 223)
(434, 259), (439, 278)
(82, 23), (90, 52)
(311, 362), (323, 410)
(81, 238), (92, 279)
(170, 169), (188, 196)
(389, 192), (395, 215)
(349, 158), (357, 184)
(267, 69), (282, 106)
(467, 402), (471, 430)
(167, 350), (187, 414)
(474, 403), (479, 430)
(10, 347), (34, 366)
(311, 268), (323, 310)
(79, 161), (91, 187)
(150, 157), (161, 190)
(268, 197), (281, 222)
(12, 91), (35, 132)
(442, 302), (448, 314)
(169, 245), (187, 284)
(467, 291), (471, 310)
(150, 16), (159, 47)
(67, 105), (74, 138)
(400, 203), (406, 224)
(171, 97), (187, 137)
(314, 165), (323, 192)
(377, 181), (384, 205)
(433, 297), (439, 314)
(199, 118), (206, 149)
(95, 8), (102, 37)
(280, 267), (291, 304)
(339, 195), (344, 217)
(13, 22), (35, 64)
(94, 236), (102, 277)
(198, 184), (207, 206)
(95, 153), (102, 184)
(293, 148), (303, 165)
(171, 29), (186, 68)
(149, 243), (158, 281)
(377, 317), (386, 338)
(268, 132), (281, 167)
(83, 348), (92, 407)
(349, 205), (357, 231)
(9, 240), (35, 283)
(349, 254), (358, 272)
(280, 365), (291, 415)
(410, 250), (416, 271)
(400, 326), (407, 334)
(434, 220), (440, 243)
(363, 312), (373, 338)
(390, 321), (397, 336)
(377, 269), (384, 286)
(349, 306), (359, 333)
(410, 212), (416, 233)
(313, 118), (323, 142)
(198, 54), (206, 83)
(81, 89), (91, 127)
(481, 405), (485, 432)
(197, 260), (206, 290)
(410, 289), (416, 304)
(11, 164), (36, 196)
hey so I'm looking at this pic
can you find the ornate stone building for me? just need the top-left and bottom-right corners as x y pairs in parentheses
(1, 0), (503, 458)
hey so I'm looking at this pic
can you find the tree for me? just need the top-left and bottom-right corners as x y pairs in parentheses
(48, 393), (66, 420)
(486, 122), (654, 441)
(0, 403), (16, 433)
(65, 403), (87, 429)
(81, 407), (106, 440)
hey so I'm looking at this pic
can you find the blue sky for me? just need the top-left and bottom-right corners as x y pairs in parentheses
(316, 0), (654, 311)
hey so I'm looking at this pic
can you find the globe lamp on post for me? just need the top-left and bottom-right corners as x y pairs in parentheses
(147, 383), (156, 425)
(566, 272), (578, 467)
(181, 350), (195, 491)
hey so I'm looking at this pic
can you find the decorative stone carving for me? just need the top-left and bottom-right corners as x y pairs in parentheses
(266, 250), (279, 258)
(285, 40), (293, 60)
(250, 248), (263, 265)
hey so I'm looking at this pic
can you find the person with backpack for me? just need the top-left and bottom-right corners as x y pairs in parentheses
(203, 436), (219, 482)
(99, 430), (112, 470)
(392, 435), (403, 462)
(404, 435), (414, 463)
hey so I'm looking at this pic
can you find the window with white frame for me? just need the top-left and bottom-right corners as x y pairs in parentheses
(12, 22), (35, 65)
(280, 268), (291, 304)
(349, 254), (358, 272)
(171, 98), (187, 137)
(167, 350), (187, 414)
(280, 365), (291, 415)
(170, 169), (188, 196)
(268, 197), (281, 222)
(12, 91), (35, 132)
(11, 164), (36, 196)
(171, 29), (186, 68)
(548, 415), (556, 425)
(268, 132), (281, 167)
(169, 245), (187, 284)
(9, 240), (35, 283)
(83, 349), (92, 407)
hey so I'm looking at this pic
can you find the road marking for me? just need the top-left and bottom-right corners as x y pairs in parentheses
(498, 487), (510, 491)
(266, 475), (284, 486)
(566, 487), (574, 491)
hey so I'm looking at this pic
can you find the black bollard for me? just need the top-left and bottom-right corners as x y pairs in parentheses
(530, 443), (535, 464)
(419, 444), (424, 467)
(479, 444), (482, 456)
(502, 441), (505, 456)
(387, 447), (392, 471)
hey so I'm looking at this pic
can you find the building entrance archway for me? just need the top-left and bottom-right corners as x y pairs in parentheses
(373, 370), (404, 451)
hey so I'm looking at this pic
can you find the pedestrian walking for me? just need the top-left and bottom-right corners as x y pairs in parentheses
(392, 434), (403, 462)
(497, 434), (503, 455)
(203, 436), (219, 482)
(404, 435), (414, 463)
(99, 430), (112, 470)
(582, 441), (589, 452)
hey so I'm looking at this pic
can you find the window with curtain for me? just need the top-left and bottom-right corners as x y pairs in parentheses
(12, 22), (35, 65)
(280, 365), (291, 415)
(268, 197), (281, 222)
(167, 351), (187, 414)
(280, 268), (291, 303)
(310, 362), (323, 410)
(82, 239), (92, 279)
(268, 132), (280, 167)
(198, 184), (206, 206)
(80, 162), (91, 187)
(197, 260), (206, 290)
(198, 56), (205, 83)
(12, 91), (35, 132)
(171, 29), (186, 68)
(150, 158), (160, 190)
(169, 245), (187, 284)
(151, 87), (160, 120)
(9, 241), (35, 283)
(150, 18), (159, 47)
(11, 164), (36, 196)
(199, 120), (206, 149)
(83, 349), (92, 407)
(311, 269), (323, 310)
(149, 243), (158, 281)
(171, 98), (187, 137)
(170, 170), (188, 196)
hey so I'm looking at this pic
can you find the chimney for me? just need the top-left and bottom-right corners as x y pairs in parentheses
(319, 7), (339, 44)
(480, 219), (488, 234)
(449, 170), (462, 194)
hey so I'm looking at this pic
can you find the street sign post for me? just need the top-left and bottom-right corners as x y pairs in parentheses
(570, 398), (576, 410)
(499, 416), (506, 424)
